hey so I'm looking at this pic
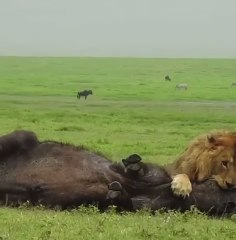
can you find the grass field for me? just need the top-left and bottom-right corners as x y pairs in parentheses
(1, 57), (236, 239)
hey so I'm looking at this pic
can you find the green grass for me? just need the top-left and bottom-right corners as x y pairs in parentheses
(1, 207), (236, 240)
(1, 57), (236, 239)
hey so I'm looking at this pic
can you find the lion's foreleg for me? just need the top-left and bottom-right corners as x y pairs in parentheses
(171, 174), (192, 198)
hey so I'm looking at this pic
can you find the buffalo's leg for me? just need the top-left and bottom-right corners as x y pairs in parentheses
(107, 181), (123, 200)
(122, 154), (144, 176)
(106, 181), (158, 211)
(0, 130), (39, 158)
(106, 181), (133, 210)
(0, 182), (48, 206)
(0, 182), (47, 195)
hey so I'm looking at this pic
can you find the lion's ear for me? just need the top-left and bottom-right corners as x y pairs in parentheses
(207, 135), (217, 144)
(207, 135), (222, 148)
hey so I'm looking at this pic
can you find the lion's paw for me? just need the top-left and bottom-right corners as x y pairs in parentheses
(171, 174), (192, 198)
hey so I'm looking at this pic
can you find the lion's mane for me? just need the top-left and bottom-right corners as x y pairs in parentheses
(165, 131), (236, 182)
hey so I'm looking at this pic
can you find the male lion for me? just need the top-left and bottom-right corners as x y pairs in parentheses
(165, 131), (236, 198)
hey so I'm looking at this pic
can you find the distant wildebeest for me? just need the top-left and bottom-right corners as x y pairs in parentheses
(77, 90), (93, 100)
(231, 82), (236, 87)
(165, 75), (171, 81)
(1, 130), (236, 215)
(175, 83), (188, 90)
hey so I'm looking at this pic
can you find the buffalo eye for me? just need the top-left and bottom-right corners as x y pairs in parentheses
(221, 160), (229, 168)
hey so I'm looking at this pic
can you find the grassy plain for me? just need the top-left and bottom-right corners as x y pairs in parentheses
(0, 57), (236, 239)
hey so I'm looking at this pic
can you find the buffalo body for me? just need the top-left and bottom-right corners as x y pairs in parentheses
(0, 130), (236, 215)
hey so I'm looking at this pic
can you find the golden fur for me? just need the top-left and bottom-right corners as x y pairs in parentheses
(165, 131), (236, 197)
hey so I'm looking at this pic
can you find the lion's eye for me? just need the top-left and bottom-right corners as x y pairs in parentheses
(221, 161), (229, 168)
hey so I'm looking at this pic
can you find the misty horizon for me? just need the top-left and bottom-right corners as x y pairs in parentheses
(0, 0), (235, 58)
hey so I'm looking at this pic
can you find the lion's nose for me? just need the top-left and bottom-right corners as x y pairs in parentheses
(226, 182), (236, 189)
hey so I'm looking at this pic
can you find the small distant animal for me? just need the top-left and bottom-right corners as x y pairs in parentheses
(231, 83), (236, 87)
(175, 83), (188, 90)
(165, 75), (171, 81)
(77, 90), (93, 100)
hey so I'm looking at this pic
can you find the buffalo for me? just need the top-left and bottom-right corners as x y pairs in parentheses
(1, 130), (236, 216)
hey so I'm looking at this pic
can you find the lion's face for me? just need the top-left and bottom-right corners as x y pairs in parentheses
(210, 146), (236, 189)
(167, 131), (236, 197)
(170, 131), (236, 190)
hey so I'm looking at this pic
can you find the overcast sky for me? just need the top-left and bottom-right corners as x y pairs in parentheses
(0, 0), (235, 58)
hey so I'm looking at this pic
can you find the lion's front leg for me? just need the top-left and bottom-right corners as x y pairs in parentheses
(171, 174), (192, 198)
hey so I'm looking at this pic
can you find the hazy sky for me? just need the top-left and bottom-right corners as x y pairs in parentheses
(0, 0), (235, 58)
